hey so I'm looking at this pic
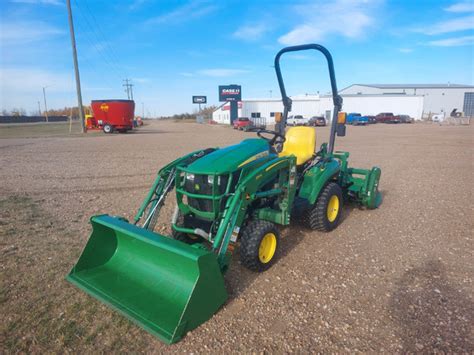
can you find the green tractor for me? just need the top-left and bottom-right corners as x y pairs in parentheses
(67, 44), (382, 344)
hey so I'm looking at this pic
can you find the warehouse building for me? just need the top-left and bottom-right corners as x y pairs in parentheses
(212, 83), (474, 125)
(339, 84), (474, 117)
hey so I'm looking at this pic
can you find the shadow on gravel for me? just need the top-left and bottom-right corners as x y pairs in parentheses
(390, 260), (473, 352)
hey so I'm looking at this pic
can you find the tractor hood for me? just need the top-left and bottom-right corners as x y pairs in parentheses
(187, 138), (273, 174)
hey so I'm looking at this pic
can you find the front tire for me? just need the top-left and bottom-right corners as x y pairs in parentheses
(304, 182), (343, 232)
(240, 220), (280, 272)
(103, 124), (113, 133)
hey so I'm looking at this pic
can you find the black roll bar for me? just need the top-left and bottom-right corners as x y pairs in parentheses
(274, 44), (343, 153)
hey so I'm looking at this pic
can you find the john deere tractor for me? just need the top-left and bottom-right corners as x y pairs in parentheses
(67, 44), (382, 344)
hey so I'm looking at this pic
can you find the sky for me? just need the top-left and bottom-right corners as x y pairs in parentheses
(1, 0), (473, 116)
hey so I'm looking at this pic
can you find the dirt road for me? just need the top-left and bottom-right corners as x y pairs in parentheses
(1, 121), (472, 352)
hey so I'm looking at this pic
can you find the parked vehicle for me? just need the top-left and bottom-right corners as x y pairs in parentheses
(398, 115), (413, 123)
(89, 99), (135, 133)
(362, 115), (377, 124)
(233, 117), (251, 130)
(243, 117), (267, 132)
(346, 113), (361, 124)
(352, 115), (369, 125)
(287, 115), (309, 126)
(308, 116), (326, 126)
(67, 43), (383, 344)
(432, 113), (445, 122)
(376, 112), (400, 123)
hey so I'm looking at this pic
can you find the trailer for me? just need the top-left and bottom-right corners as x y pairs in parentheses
(88, 100), (135, 133)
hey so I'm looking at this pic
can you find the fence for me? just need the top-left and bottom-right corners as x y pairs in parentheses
(0, 116), (69, 124)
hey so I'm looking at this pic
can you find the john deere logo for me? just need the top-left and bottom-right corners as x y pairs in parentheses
(100, 103), (109, 112)
(194, 184), (200, 191)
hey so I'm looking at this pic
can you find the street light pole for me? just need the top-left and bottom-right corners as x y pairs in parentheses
(42, 87), (49, 122)
(66, 0), (86, 133)
(37, 101), (41, 116)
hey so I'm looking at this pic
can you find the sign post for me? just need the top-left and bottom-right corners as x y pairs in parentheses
(192, 96), (207, 112)
(218, 85), (241, 124)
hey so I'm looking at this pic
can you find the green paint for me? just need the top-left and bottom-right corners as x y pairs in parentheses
(67, 215), (226, 344)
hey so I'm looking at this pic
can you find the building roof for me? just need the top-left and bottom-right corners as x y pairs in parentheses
(342, 83), (474, 90)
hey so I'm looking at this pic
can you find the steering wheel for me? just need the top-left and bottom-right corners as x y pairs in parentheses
(257, 129), (286, 146)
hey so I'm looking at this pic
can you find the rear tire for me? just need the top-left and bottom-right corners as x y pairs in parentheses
(240, 220), (279, 272)
(103, 124), (113, 133)
(303, 182), (343, 232)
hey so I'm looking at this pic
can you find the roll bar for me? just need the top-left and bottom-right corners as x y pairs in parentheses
(274, 44), (343, 153)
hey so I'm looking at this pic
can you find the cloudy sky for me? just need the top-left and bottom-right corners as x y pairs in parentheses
(1, 0), (473, 116)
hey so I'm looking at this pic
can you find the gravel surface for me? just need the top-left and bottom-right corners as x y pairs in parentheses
(1, 121), (473, 352)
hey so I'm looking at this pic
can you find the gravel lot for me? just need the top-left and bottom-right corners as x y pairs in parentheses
(1, 121), (473, 352)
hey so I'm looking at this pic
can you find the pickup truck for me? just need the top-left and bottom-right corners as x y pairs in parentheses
(287, 115), (309, 126)
(398, 114), (414, 123)
(353, 115), (369, 125)
(233, 117), (252, 130)
(376, 112), (400, 123)
(346, 113), (361, 124)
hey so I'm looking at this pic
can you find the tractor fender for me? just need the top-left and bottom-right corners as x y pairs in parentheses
(298, 159), (340, 205)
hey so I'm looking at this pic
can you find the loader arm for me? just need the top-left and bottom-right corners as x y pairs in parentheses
(212, 156), (297, 270)
(134, 148), (216, 226)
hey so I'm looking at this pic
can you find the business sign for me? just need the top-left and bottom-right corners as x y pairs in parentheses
(192, 96), (207, 104)
(222, 102), (243, 110)
(219, 85), (241, 102)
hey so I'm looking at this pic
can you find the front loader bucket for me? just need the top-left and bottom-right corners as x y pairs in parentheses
(67, 215), (227, 344)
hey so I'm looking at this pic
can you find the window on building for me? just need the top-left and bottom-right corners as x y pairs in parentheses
(251, 112), (261, 118)
(463, 92), (474, 116)
(270, 112), (275, 117)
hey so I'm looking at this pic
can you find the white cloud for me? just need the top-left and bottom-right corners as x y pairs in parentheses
(416, 15), (474, 35)
(0, 21), (64, 44)
(278, 0), (380, 45)
(132, 77), (150, 83)
(399, 48), (413, 53)
(0, 67), (74, 111)
(426, 35), (474, 46)
(179, 72), (195, 77)
(197, 69), (250, 77)
(444, 1), (474, 13)
(233, 24), (269, 41)
(129, 0), (148, 10)
(0, 68), (73, 93)
(146, 1), (217, 25)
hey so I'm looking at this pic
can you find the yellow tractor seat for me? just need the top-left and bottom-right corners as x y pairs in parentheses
(279, 126), (316, 165)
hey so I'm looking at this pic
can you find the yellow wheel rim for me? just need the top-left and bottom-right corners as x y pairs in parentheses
(258, 233), (277, 264)
(327, 195), (340, 222)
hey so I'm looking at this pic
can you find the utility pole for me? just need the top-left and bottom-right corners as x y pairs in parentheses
(66, 0), (86, 133)
(123, 79), (130, 99)
(37, 101), (41, 116)
(123, 79), (134, 100)
(42, 87), (49, 122)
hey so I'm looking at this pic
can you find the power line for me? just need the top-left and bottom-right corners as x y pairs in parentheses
(73, 0), (124, 81)
(82, 0), (125, 74)
(70, 4), (122, 91)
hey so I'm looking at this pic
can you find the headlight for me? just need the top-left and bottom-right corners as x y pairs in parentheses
(186, 173), (195, 181)
(207, 175), (214, 184)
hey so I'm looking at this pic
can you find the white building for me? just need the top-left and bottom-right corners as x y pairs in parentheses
(339, 84), (474, 116)
(213, 93), (424, 124)
(212, 83), (474, 125)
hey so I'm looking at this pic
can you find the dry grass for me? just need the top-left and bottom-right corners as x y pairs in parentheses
(0, 121), (473, 353)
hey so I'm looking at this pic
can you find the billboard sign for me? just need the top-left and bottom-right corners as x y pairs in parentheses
(219, 85), (241, 102)
(192, 96), (207, 104)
